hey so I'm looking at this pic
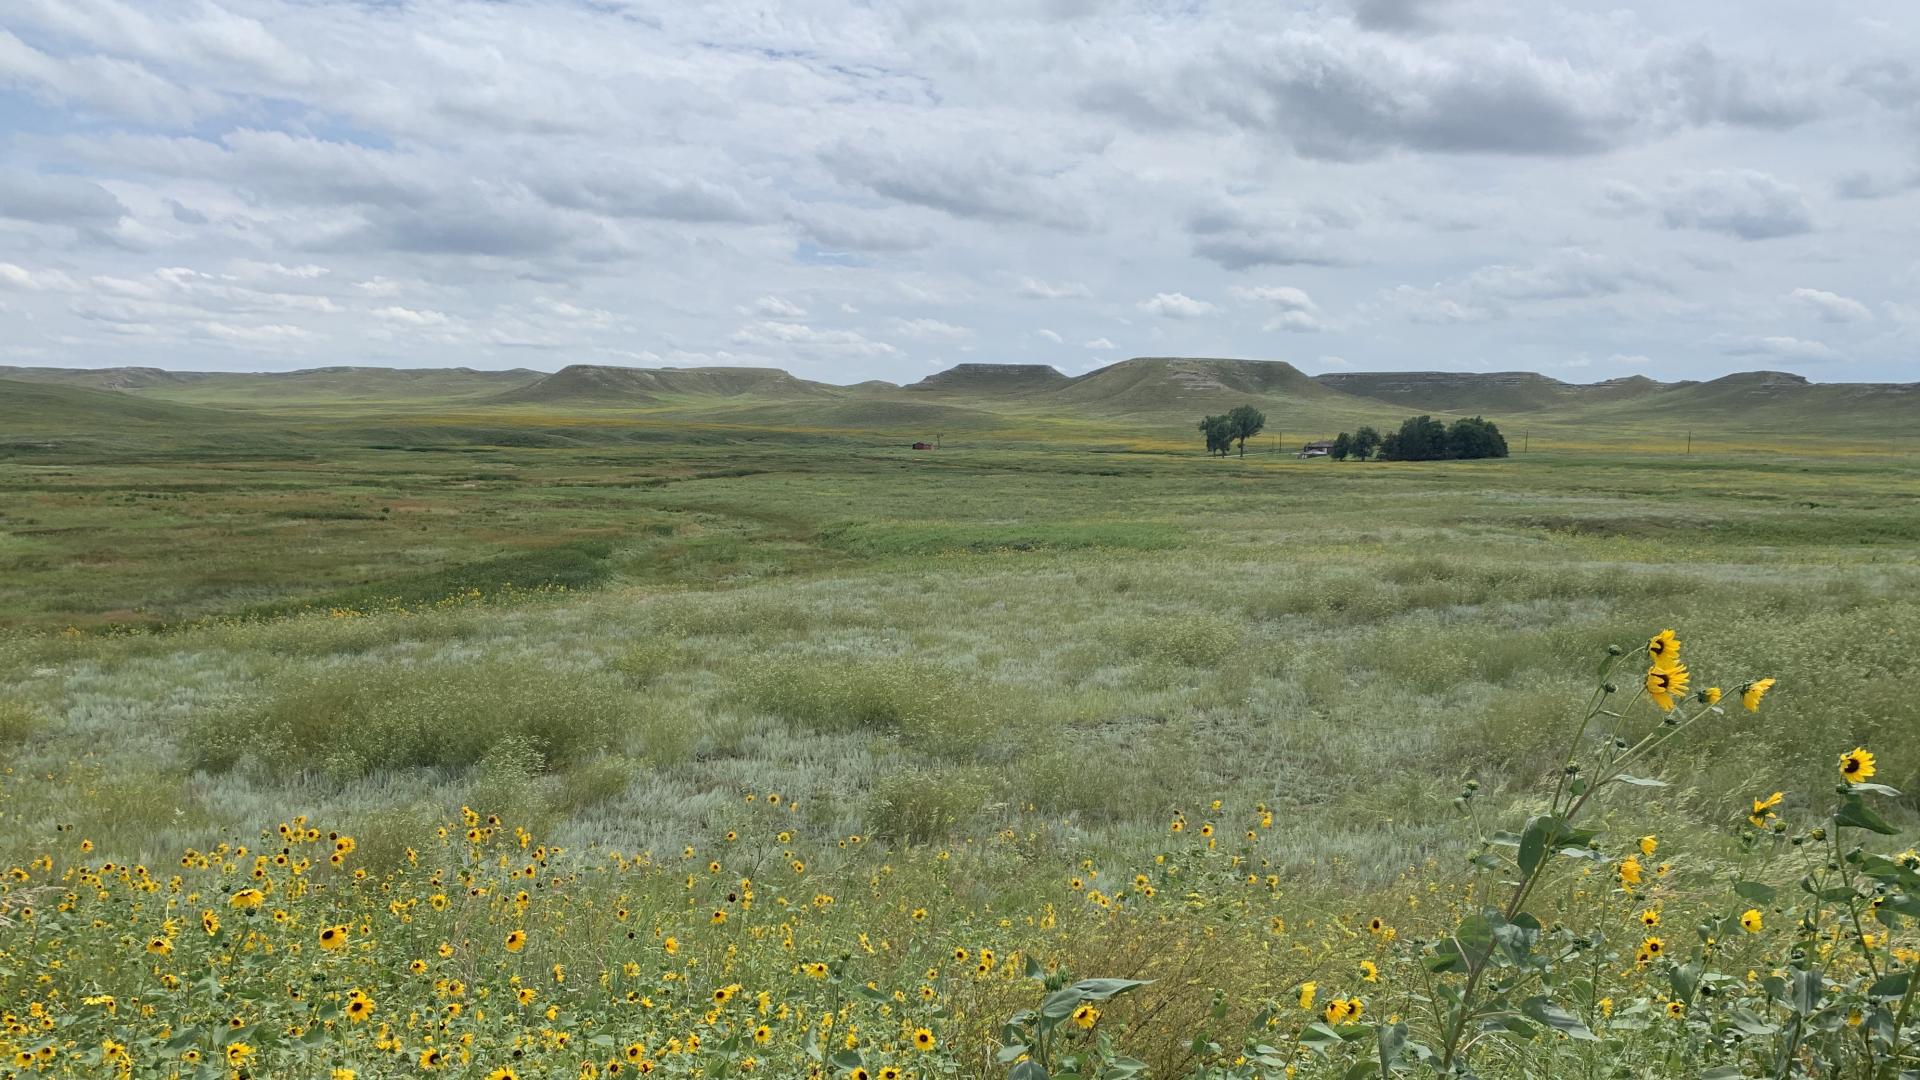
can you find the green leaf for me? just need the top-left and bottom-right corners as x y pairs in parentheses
(996, 1044), (1031, 1064)
(1847, 783), (1903, 797)
(1521, 996), (1599, 1041)
(1869, 971), (1911, 1001)
(1009, 1061), (1049, 1080)
(1039, 988), (1083, 1021)
(1733, 881), (1777, 904)
(1377, 1020), (1408, 1066)
(1297, 1023), (1344, 1054)
(1611, 775), (1668, 788)
(1836, 794), (1899, 835)
(829, 1050), (864, 1071)
(1070, 978), (1152, 1001)
(1698, 1067), (1749, 1080)
(1519, 815), (1561, 877)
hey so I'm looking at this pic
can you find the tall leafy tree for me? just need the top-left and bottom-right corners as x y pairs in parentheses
(1378, 415), (1450, 461)
(1329, 432), (1352, 461)
(1226, 404), (1266, 458)
(1446, 416), (1509, 459)
(1349, 426), (1381, 461)
(1198, 414), (1235, 456)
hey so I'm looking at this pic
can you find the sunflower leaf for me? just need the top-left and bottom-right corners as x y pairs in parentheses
(1836, 794), (1898, 836)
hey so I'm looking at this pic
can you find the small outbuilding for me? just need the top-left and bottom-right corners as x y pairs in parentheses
(1297, 440), (1333, 458)
(911, 442), (934, 450)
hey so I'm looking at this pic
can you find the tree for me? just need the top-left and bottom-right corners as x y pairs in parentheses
(1198, 414), (1234, 456)
(1377, 415), (1450, 461)
(1226, 404), (1266, 458)
(1329, 432), (1352, 461)
(1446, 416), (1509, 459)
(1349, 425), (1381, 461)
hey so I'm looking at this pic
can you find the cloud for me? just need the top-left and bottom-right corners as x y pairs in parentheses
(730, 320), (901, 358)
(1018, 277), (1093, 300)
(1654, 170), (1814, 240)
(1084, 337), (1117, 349)
(1139, 292), (1220, 318)
(890, 317), (972, 342)
(1786, 287), (1872, 323)
(1711, 333), (1840, 361)
(1035, 328), (1063, 343)
(1352, 0), (1453, 34)
(0, 262), (79, 291)
(1377, 250), (1661, 324)
(1186, 203), (1346, 270)
(1230, 285), (1324, 332)
(753, 295), (808, 319)
(373, 306), (450, 327)
(0, 171), (127, 224)
(1087, 23), (1829, 162)
(821, 136), (1096, 230)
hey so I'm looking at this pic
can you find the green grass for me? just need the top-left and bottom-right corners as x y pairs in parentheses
(0, 393), (1916, 1078)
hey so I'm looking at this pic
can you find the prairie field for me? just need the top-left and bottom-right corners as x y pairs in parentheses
(2, 407), (1918, 1079)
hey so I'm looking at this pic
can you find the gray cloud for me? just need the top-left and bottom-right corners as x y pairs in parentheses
(1654, 170), (1814, 240)
(0, 0), (1914, 381)
(0, 170), (127, 224)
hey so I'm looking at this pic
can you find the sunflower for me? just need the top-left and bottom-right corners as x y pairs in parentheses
(1666, 1001), (1685, 1018)
(318, 924), (348, 951)
(1741, 678), (1776, 712)
(1070, 1003), (1100, 1029)
(201, 910), (220, 936)
(229, 888), (265, 910)
(345, 991), (375, 1022)
(1645, 664), (1690, 711)
(420, 1047), (446, 1069)
(1639, 909), (1660, 927)
(1841, 748), (1877, 784)
(880, 1068), (903, 1080)
(1701, 686), (1722, 705)
(912, 1027), (936, 1052)
(146, 935), (173, 956)
(1647, 629), (1680, 665)
(1617, 856), (1644, 888)
(1749, 791), (1784, 828)
(1639, 835), (1658, 857)
(226, 1043), (254, 1066)
(1360, 959), (1379, 982)
(486, 1069), (521, 1080)
(1740, 909), (1763, 933)
(1298, 981), (1317, 1010)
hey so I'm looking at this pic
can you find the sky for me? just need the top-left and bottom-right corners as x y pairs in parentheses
(1, 1), (1918, 385)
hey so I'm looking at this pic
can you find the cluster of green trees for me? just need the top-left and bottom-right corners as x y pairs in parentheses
(1198, 405), (1265, 457)
(1331, 414), (1508, 461)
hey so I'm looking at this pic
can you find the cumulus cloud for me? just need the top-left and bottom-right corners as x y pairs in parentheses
(753, 295), (808, 319)
(1018, 277), (1093, 300)
(1653, 170), (1814, 240)
(1786, 287), (1873, 323)
(0, 0), (1915, 379)
(0, 171), (127, 224)
(1230, 285), (1324, 331)
(1711, 333), (1841, 361)
(890, 317), (972, 342)
(1139, 292), (1220, 318)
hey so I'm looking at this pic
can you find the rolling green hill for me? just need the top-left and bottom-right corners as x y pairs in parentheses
(1314, 370), (1679, 413)
(3, 358), (1914, 452)
(497, 364), (844, 405)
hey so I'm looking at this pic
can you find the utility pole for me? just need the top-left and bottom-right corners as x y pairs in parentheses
(1523, 430), (1528, 453)
(1685, 430), (1691, 456)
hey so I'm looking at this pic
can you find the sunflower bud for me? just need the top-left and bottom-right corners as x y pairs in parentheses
(1607, 645), (1622, 656)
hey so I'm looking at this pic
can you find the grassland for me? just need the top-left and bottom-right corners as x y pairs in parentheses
(1, 369), (1917, 1077)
